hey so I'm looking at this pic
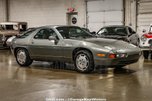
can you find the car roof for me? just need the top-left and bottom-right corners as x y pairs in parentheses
(36, 25), (80, 29)
(0, 21), (27, 25)
(103, 25), (128, 28)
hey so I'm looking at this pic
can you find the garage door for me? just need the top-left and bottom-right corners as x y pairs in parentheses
(137, 0), (152, 35)
(9, 0), (66, 27)
(86, 0), (124, 32)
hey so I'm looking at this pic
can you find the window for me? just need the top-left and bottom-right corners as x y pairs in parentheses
(128, 27), (133, 33)
(0, 24), (18, 31)
(19, 28), (36, 38)
(20, 24), (27, 31)
(34, 29), (56, 39)
(98, 28), (108, 35)
(150, 26), (152, 33)
(128, 27), (136, 35)
(57, 27), (92, 39)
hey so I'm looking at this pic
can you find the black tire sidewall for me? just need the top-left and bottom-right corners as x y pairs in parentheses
(16, 48), (33, 66)
(74, 50), (94, 73)
(143, 51), (149, 59)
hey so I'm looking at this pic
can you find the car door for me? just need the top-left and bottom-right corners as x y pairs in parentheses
(29, 28), (63, 61)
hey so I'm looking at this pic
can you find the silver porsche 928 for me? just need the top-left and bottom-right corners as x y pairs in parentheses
(11, 26), (141, 73)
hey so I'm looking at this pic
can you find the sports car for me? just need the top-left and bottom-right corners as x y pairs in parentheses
(11, 26), (141, 73)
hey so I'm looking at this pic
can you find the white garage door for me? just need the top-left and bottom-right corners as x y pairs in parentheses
(86, 0), (124, 32)
(137, 0), (152, 35)
(9, 0), (67, 27)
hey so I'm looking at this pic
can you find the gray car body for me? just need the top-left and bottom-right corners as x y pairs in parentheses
(12, 26), (141, 67)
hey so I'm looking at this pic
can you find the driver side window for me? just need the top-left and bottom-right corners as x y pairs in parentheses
(34, 29), (57, 39)
(128, 27), (135, 34)
(69, 28), (83, 36)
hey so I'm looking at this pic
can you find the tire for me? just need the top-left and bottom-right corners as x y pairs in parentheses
(74, 50), (94, 73)
(143, 51), (149, 59)
(16, 48), (33, 66)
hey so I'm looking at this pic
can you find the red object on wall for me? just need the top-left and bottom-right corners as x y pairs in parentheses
(67, 8), (75, 13)
(143, 33), (152, 38)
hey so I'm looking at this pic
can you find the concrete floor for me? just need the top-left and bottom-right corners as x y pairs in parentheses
(0, 50), (152, 101)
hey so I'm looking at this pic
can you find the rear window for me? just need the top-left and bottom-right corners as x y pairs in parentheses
(18, 28), (36, 38)
(56, 27), (92, 39)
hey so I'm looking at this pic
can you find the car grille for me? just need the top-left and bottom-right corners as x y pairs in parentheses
(128, 54), (140, 58)
(118, 54), (140, 64)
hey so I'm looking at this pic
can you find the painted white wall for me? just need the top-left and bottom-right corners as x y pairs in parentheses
(9, 0), (86, 28)
(137, 0), (152, 36)
(0, 0), (6, 22)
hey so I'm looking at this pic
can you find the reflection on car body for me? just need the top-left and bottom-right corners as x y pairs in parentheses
(11, 26), (141, 73)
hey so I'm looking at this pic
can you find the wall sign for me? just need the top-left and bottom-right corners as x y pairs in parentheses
(72, 17), (77, 24)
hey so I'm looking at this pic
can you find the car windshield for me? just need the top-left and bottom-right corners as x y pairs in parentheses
(18, 28), (36, 38)
(56, 27), (93, 39)
(97, 27), (128, 36)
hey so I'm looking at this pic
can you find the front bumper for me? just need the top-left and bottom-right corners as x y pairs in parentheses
(94, 53), (140, 67)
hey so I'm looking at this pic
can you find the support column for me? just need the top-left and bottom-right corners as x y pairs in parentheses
(5, 0), (9, 21)
(125, 0), (137, 31)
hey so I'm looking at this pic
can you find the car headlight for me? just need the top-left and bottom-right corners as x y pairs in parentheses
(141, 35), (147, 42)
(116, 53), (128, 58)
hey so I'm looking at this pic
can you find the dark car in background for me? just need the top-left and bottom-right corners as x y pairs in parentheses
(11, 26), (141, 73)
(97, 25), (140, 46)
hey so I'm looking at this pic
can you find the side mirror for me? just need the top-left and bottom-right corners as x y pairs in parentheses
(142, 29), (146, 33)
(49, 36), (56, 40)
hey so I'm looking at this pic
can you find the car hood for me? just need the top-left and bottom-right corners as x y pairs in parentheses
(84, 38), (139, 51)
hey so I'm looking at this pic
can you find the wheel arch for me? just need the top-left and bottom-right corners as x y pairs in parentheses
(14, 47), (29, 57)
(72, 47), (94, 61)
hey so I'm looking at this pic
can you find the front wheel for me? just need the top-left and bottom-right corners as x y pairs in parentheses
(16, 48), (33, 66)
(74, 50), (94, 73)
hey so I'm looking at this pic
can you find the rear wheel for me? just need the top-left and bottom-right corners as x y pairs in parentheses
(16, 48), (33, 66)
(74, 50), (94, 73)
(143, 51), (149, 59)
